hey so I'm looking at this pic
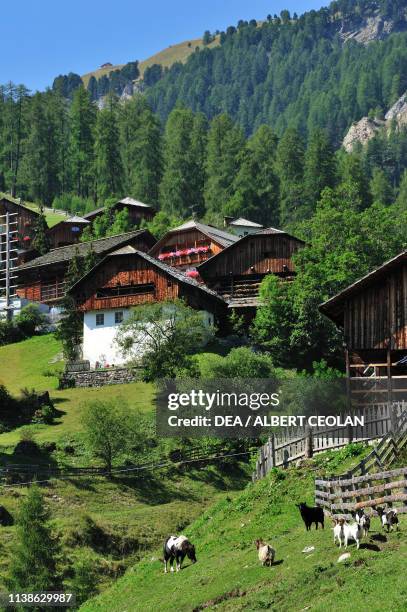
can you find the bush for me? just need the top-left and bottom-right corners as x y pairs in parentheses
(14, 304), (47, 337)
(199, 346), (275, 378)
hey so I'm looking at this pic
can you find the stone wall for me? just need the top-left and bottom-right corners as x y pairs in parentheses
(60, 367), (140, 388)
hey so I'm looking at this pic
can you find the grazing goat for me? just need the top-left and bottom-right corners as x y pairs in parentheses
(351, 509), (370, 537)
(163, 535), (197, 573)
(343, 521), (363, 549)
(376, 507), (399, 533)
(296, 502), (324, 531)
(332, 518), (363, 549)
(332, 518), (345, 547)
(255, 539), (275, 567)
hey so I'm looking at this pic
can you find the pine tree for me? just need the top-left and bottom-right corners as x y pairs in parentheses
(8, 485), (61, 593)
(204, 113), (245, 219)
(69, 87), (96, 198)
(119, 95), (162, 206)
(94, 95), (124, 202)
(32, 204), (50, 255)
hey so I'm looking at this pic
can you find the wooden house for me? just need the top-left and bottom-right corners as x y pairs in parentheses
(0, 195), (41, 265)
(83, 197), (155, 227)
(16, 229), (156, 306)
(197, 227), (304, 319)
(47, 216), (90, 249)
(320, 250), (407, 407)
(149, 220), (238, 274)
(69, 247), (226, 367)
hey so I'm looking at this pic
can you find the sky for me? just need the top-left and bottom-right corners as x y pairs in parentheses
(1, 0), (324, 91)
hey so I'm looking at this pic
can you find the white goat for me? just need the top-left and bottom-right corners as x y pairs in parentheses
(332, 518), (363, 549)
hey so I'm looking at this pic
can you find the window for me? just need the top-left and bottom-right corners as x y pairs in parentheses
(115, 311), (123, 324)
(96, 313), (104, 326)
(96, 283), (155, 298)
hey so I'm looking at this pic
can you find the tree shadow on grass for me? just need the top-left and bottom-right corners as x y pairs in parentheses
(111, 471), (197, 505)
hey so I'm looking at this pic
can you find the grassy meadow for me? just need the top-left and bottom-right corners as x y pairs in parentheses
(81, 448), (407, 612)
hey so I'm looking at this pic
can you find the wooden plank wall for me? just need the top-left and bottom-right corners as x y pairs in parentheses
(345, 263), (407, 350)
(47, 222), (86, 248)
(75, 254), (180, 311)
(201, 234), (302, 278)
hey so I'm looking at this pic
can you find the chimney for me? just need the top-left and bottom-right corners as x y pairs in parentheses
(223, 216), (234, 228)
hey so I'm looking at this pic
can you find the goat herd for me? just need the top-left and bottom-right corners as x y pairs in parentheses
(163, 502), (400, 573)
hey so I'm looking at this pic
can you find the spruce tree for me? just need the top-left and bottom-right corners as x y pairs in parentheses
(69, 87), (96, 198)
(226, 125), (279, 225)
(370, 167), (394, 205)
(8, 485), (61, 593)
(56, 249), (84, 361)
(159, 108), (200, 217)
(204, 113), (245, 219)
(276, 128), (305, 226)
(119, 95), (162, 206)
(94, 94), (124, 202)
(303, 129), (336, 216)
(32, 204), (51, 255)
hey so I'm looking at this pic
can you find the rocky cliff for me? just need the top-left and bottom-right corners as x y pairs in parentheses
(343, 92), (407, 151)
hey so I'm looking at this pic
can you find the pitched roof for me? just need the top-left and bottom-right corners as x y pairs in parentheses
(197, 226), (305, 272)
(320, 250), (407, 324)
(47, 215), (90, 233)
(0, 194), (40, 216)
(83, 197), (154, 219)
(17, 230), (155, 271)
(70, 246), (225, 303)
(151, 220), (238, 254)
(228, 217), (263, 228)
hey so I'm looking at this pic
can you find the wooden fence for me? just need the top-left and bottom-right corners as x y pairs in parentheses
(252, 402), (406, 481)
(315, 411), (407, 519)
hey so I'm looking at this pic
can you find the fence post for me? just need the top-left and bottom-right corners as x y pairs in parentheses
(305, 425), (313, 459)
(268, 435), (276, 468)
(260, 446), (266, 478)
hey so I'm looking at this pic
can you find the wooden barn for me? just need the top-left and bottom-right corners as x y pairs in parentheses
(47, 215), (90, 249)
(16, 229), (156, 306)
(149, 220), (238, 274)
(197, 227), (304, 318)
(0, 195), (41, 265)
(83, 197), (155, 227)
(69, 247), (226, 367)
(320, 250), (407, 407)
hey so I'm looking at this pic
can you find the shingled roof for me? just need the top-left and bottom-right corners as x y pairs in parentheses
(83, 197), (154, 220)
(17, 230), (155, 271)
(69, 246), (225, 303)
(150, 220), (238, 256)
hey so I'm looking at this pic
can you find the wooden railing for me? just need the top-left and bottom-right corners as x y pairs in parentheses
(314, 410), (407, 519)
(252, 403), (406, 481)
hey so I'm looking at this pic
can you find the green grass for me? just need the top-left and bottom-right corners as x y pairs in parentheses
(0, 334), (154, 446)
(0, 335), (251, 599)
(81, 448), (407, 612)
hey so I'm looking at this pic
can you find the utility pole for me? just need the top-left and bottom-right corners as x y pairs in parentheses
(0, 211), (18, 321)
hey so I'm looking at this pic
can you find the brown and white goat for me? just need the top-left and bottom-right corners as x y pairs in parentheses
(255, 539), (275, 567)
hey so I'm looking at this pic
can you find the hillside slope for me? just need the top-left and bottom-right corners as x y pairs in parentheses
(81, 448), (407, 611)
(81, 36), (219, 87)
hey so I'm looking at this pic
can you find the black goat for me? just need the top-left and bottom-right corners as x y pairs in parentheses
(296, 502), (324, 531)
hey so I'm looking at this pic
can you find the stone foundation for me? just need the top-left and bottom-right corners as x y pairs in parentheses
(60, 367), (140, 388)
